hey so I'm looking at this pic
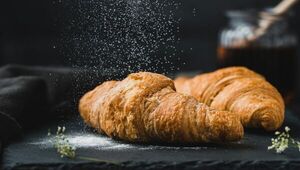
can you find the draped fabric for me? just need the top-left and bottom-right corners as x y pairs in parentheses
(0, 65), (125, 145)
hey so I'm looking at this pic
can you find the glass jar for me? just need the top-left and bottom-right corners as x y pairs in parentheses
(217, 10), (298, 103)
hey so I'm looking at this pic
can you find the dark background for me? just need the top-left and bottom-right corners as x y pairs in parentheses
(0, 0), (299, 97)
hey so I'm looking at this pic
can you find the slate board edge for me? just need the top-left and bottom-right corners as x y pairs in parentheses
(4, 160), (300, 170)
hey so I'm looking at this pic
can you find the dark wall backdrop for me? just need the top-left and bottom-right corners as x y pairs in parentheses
(1, 0), (299, 68)
(0, 1), (63, 65)
(0, 0), (299, 95)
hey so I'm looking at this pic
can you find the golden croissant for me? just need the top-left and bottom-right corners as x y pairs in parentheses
(175, 67), (285, 131)
(79, 72), (243, 143)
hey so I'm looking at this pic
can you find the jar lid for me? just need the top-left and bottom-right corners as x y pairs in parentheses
(226, 8), (293, 21)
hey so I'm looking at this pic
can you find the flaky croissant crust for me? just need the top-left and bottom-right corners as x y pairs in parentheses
(175, 67), (285, 131)
(79, 72), (244, 143)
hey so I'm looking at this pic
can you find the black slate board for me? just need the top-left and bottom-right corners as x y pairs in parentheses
(2, 108), (300, 170)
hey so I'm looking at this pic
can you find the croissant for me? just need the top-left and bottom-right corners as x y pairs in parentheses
(175, 67), (285, 131)
(79, 72), (243, 143)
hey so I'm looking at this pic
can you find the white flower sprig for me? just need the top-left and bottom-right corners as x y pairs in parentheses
(48, 126), (117, 164)
(51, 126), (76, 159)
(268, 126), (300, 153)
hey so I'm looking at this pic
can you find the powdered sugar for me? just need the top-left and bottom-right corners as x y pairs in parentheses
(31, 132), (210, 151)
(60, 0), (181, 76)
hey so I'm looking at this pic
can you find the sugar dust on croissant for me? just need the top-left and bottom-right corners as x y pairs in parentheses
(175, 67), (285, 131)
(79, 72), (243, 143)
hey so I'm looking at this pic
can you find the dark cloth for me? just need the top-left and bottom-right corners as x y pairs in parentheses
(0, 65), (125, 145)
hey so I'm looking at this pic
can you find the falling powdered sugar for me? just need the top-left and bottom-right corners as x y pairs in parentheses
(60, 0), (181, 76)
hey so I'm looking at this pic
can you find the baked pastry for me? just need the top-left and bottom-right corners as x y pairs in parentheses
(175, 67), (284, 131)
(79, 72), (243, 143)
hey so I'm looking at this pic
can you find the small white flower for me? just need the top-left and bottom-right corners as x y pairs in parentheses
(275, 131), (280, 135)
(62, 126), (66, 133)
(57, 126), (61, 134)
(285, 126), (290, 132)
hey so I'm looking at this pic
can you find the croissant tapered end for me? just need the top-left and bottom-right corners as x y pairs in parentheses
(257, 109), (284, 132)
(79, 80), (118, 128)
(208, 110), (244, 142)
(245, 88), (285, 131)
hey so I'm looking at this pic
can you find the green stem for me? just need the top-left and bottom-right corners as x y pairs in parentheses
(290, 142), (299, 148)
(77, 156), (118, 165)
